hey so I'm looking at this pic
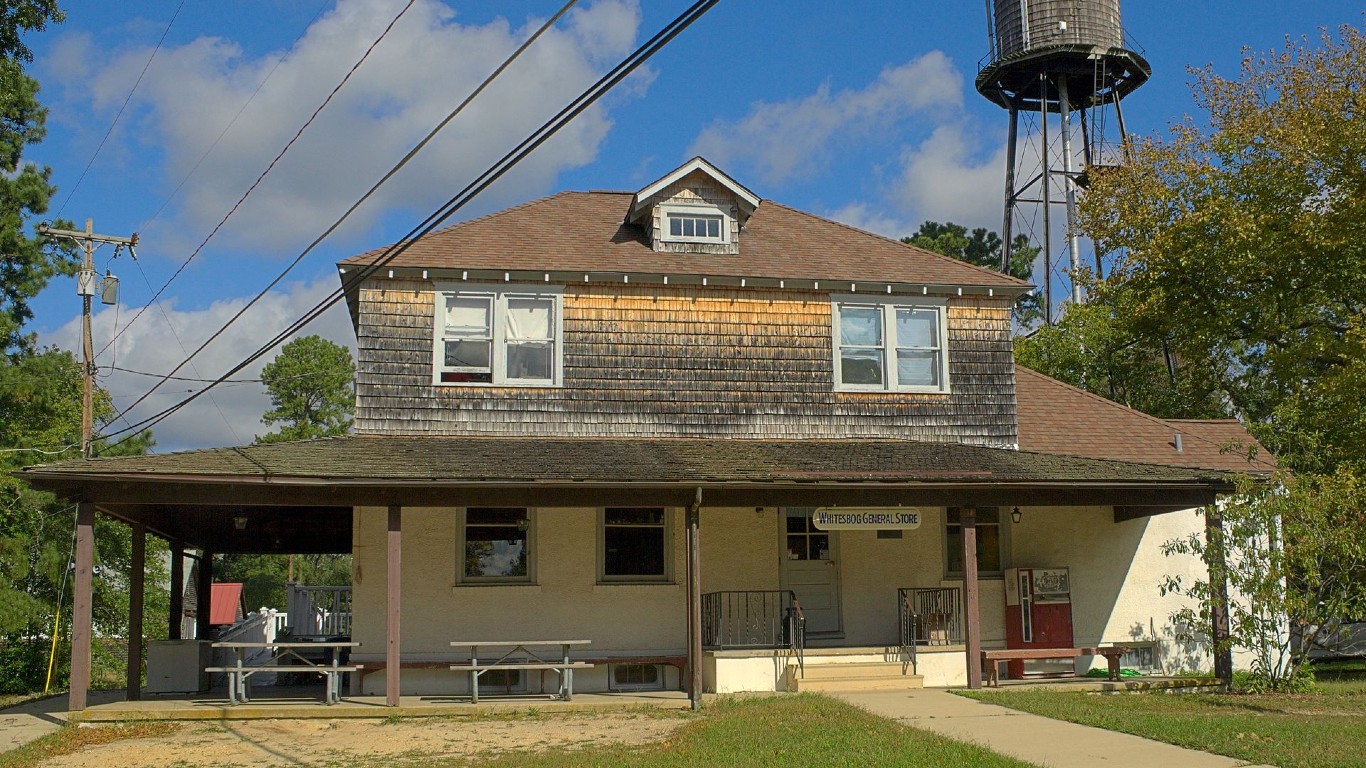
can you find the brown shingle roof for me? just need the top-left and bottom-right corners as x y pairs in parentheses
(338, 191), (1030, 290)
(1014, 365), (1276, 473)
(25, 434), (1227, 486)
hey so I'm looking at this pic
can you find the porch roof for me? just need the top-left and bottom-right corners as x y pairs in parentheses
(24, 434), (1235, 505)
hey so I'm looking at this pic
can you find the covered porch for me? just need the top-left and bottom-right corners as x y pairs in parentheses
(20, 435), (1236, 711)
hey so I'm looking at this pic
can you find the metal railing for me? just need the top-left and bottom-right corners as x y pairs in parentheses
(899, 587), (964, 671)
(286, 584), (352, 638)
(702, 590), (805, 676)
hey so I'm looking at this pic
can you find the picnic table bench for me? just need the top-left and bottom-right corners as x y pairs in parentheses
(980, 646), (1130, 687)
(449, 640), (593, 703)
(209, 641), (360, 705)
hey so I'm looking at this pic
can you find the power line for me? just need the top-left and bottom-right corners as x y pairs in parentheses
(55, 0), (187, 218)
(98, 0), (419, 359)
(140, 0), (335, 229)
(101, 0), (722, 445)
(102, 0), (583, 431)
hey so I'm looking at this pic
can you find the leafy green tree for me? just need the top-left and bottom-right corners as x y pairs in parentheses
(1014, 299), (1231, 420)
(216, 554), (352, 616)
(903, 221), (1043, 325)
(0, 2), (77, 358)
(0, 3), (164, 692)
(1161, 470), (1366, 691)
(256, 335), (354, 443)
(0, 348), (159, 692)
(1068, 25), (1366, 473)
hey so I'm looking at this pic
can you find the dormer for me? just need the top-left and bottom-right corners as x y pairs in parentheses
(627, 157), (761, 255)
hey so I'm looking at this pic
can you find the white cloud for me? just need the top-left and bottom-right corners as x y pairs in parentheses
(890, 123), (1007, 232)
(43, 275), (355, 452)
(688, 52), (963, 185)
(49, 0), (646, 255)
(824, 203), (908, 240)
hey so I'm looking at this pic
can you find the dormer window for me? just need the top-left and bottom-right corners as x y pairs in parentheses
(661, 204), (729, 245)
(628, 158), (759, 255)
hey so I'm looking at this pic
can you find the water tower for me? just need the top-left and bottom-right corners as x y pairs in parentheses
(976, 0), (1149, 324)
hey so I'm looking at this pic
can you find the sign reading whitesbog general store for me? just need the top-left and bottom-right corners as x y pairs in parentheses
(811, 507), (922, 530)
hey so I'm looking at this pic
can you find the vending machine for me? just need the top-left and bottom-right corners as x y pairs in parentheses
(1003, 567), (1074, 679)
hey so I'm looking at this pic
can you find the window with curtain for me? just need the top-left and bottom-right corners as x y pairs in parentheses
(832, 297), (949, 392)
(434, 287), (562, 385)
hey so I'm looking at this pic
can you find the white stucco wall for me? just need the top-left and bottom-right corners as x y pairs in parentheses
(1009, 505), (1213, 674)
(349, 502), (1219, 694)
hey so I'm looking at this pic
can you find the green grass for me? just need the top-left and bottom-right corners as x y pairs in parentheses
(412, 694), (1040, 768)
(960, 666), (1366, 768)
(0, 722), (180, 768)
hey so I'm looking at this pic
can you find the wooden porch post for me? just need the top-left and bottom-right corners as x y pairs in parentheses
(69, 503), (96, 712)
(686, 488), (702, 710)
(168, 541), (184, 640)
(196, 551), (214, 641)
(386, 505), (402, 707)
(1206, 508), (1233, 688)
(126, 523), (145, 700)
(961, 507), (983, 689)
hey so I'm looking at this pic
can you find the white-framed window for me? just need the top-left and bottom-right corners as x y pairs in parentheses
(459, 508), (534, 584)
(600, 507), (671, 582)
(433, 285), (563, 386)
(832, 297), (950, 393)
(945, 507), (1005, 578)
(659, 203), (730, 245)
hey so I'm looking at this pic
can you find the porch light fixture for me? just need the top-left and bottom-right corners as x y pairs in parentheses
(234, 514), (248, 530)
(1010, 507), (1022, 524)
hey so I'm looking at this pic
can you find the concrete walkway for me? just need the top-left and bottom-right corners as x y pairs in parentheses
(835, 689), (1276, 768)
(0, 690), (128, 753)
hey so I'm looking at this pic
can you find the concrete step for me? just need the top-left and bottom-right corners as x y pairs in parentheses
(789, 661), (924, 692)
(798, 662), (914, 680)
(791, 673), (925, 693)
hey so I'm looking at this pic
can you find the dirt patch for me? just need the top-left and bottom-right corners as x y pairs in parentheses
(43, 711), (688, 768)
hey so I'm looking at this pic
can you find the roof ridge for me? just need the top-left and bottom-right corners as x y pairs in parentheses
(1015, 365), (1276, 471)
(764, 200), (1032, 288)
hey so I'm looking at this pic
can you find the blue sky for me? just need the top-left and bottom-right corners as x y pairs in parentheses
(20, 0), (1363, 450)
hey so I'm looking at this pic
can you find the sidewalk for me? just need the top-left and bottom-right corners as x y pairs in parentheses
(835, 689), (1276, 768)
(0, 691), (126, 753)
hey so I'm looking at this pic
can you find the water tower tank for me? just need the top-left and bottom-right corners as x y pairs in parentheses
(994, 0), (1124, 59)
(977, 0), (1147, 111)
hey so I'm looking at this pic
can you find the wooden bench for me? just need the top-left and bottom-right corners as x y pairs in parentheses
(980, 646), (1130, 687)
(450, 641), (593, 703)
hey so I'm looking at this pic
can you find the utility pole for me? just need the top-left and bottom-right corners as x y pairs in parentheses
(38, 220), (137, 458)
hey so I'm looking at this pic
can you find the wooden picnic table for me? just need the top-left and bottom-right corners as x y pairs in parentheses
(209, 641), (361, 705)
(449, 640), (593, 703)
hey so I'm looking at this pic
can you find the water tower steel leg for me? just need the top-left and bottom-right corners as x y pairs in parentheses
(1001, 104), (1020, 273)
(1113, 90), (1131, 157)
(1039, 74), (1053, 326)
(1077, 105), (1093, 167)
(1059, 74), (1083, 305)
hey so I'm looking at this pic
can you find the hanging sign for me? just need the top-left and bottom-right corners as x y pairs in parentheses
(812, 507), (922, 530)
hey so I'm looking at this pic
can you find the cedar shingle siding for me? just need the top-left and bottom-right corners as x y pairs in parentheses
(355, 280), (1018, 444)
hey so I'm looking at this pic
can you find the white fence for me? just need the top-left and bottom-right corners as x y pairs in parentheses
(286, 583), (352, 638)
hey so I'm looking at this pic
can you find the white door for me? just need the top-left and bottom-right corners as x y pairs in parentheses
(780, 507), (842, 635)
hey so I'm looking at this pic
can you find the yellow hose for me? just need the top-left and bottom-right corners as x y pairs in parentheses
(44, 614), (60, 693)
